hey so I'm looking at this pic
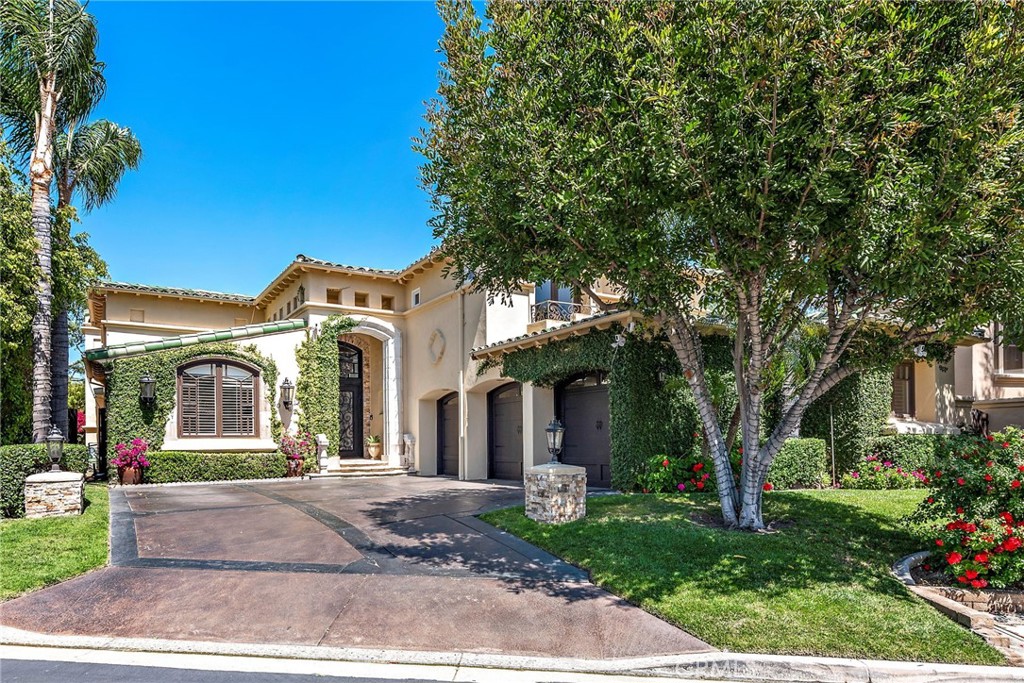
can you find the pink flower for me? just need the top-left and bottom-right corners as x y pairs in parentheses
(677, 483), (686, 491)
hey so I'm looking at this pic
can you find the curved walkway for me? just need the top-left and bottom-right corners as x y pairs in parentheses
(0, 477), (710, 659)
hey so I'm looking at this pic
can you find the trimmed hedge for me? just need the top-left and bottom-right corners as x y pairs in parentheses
(1, 444), (89, 518)
(865, 434), (949, 473)
(768, 438), (829, 490)
(801, 370), (893, 477)
(142, 451), (287, 484)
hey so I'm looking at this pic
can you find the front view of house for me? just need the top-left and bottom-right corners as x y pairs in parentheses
(82, 252), (1024, 486)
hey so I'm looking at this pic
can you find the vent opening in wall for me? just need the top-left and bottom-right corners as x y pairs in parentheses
(129, 309), (145, 323)
(354, 292), (369, 308)
(233, 318), (248, 327)
(326, 288), (341, 305)
(381, 295), (394, 311)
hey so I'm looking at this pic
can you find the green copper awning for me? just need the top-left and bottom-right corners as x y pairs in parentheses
(85, 319), (308, 362)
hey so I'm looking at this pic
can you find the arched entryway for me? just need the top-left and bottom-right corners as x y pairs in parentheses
(488, 382), (523, 480)
(557, 372), (611, 488)
(338, 341), (364, 458)
(437, 392), (460, 476)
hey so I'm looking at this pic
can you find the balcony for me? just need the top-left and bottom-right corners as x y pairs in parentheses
(528, 300), (597, 333)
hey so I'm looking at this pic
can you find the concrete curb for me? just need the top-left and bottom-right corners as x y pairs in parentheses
(1, 626), (1019, 682)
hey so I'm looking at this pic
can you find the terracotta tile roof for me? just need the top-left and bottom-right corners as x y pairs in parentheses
(95, 281), (256, 303)
(294, 254), (401, 276)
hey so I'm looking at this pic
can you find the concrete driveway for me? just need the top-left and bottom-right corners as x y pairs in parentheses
(0, 477), (711, 659)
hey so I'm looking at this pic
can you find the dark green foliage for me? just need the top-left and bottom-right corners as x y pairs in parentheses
(106, 342), (279, 450)
(294, 315), (357, 456)
(866, 434), (949, 474)
(767, 438), (829, 490)
(144, 451), (286, 484)
(801, 370), (893, 478)
(0, 444), (88, 518)
(500, 328), (736, 490)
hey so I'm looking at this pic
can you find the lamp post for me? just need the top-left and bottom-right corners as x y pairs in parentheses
(46, 424), (64, 472)
(139, 374), (156, 407)
(280, 378), (294, 410)
(545, 418), (565, 463)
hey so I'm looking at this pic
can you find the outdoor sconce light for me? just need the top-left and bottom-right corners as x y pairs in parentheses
(545, 418), (566, 463)
(46, 424), (64, 472)
(280, 378), (294, 410)
(139, 374), (156, 407)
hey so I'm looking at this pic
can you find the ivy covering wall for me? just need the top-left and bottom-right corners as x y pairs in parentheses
(106, 342), (281, 450)
(800, 369), (893, 478)
(498, 327), (734, 489)
(294, 315), (357, 456)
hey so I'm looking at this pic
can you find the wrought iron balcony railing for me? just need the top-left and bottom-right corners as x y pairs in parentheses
(531, 300), (594, 323)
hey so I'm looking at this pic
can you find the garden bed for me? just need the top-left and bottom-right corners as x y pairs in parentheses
(481, 489), (1005, 665)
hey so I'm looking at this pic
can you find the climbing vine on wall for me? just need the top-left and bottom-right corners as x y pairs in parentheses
(498, 327), (735, 489)
(294, 315), (357, 456)
(106, 342), (281, 450)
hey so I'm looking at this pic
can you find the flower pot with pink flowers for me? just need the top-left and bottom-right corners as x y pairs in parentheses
(111, 438), (150, 485)
(280, 432), (316, 477)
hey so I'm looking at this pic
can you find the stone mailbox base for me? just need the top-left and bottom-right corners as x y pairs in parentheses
(24, 471), (85, 519)
(525, 463), (587, 524)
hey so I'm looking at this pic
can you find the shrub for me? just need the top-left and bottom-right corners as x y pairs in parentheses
(768, 438), (829, 490)
(638, 451), (713, 494)
(916, 427), (1024, 588)
(841, 455), (927, 489)
(0, 444), (89, 518)
(144, 451), (287, 484)
(865, 434), (948, 474)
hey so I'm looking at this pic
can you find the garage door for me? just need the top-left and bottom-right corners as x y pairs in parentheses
(488, 383), (523, 480)
(559, 373), (611, 488)
(438, 393), (460, 476)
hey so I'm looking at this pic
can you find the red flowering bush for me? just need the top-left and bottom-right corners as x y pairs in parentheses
(917, 427), (1024, 588)
(638, 451), (714, 493)
(280, 432), (316, 461)
(111, 438), (150, 469)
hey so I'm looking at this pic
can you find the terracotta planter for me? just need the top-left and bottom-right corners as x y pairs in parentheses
(367, 444), (382, 460)
(286, 458), (305, 477)
(118, 466), (142, 486)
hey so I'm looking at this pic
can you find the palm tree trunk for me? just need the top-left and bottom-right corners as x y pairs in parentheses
(50, 306), (69, 438)
(29, 77), (59, 442)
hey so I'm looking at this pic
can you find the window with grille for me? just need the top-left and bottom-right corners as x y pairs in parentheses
(178, 360), (258, 437)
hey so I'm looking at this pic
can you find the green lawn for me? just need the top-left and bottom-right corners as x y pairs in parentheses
(482, 489), (1005, 665)
(0, 483), (109, 601)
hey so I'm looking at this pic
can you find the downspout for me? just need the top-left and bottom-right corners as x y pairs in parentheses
(458, 288), (467, 480)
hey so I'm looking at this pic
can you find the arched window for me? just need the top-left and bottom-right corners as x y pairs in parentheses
(178, 359), (259, 437)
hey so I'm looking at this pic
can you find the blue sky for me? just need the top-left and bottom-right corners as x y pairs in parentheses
(84, 1), (445, 296)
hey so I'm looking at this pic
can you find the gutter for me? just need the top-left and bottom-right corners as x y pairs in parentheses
(84, 319), (308, 362)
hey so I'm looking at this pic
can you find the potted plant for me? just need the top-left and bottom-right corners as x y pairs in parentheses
(366, 435), (382, 460)
(280, 432), (315, 477)
(111, 438), (150, 485)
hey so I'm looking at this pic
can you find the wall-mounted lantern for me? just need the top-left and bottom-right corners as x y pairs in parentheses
(280, 378), (294, 410)
(46, 424), (65, 472)
(545, 418), (565, 463)
(139, 374), (156, 407)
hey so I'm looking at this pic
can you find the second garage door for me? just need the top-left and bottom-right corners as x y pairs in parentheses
(558, 373), (611, 488)
(488, 383), (523, 480)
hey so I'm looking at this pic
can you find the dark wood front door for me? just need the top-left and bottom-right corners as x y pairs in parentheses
(488, 383), (523, 480)
(338, 342), (364, 458)
(437, 393), (460, 476)
(559, 373), (611, 488)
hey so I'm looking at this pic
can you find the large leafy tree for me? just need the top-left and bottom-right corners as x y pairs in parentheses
(420, 1), (1024, 528)
(1, 0), (104, 441)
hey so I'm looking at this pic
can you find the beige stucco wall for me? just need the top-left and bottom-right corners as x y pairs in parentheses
(104, 295), (258, 333)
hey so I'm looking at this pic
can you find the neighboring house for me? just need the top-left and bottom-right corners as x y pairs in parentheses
(82, 253), (1023, 484)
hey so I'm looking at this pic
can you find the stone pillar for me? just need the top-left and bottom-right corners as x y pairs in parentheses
(24, 471), (85, 519)
(525, 463), (586, 524)
(316, 434), (330, 473)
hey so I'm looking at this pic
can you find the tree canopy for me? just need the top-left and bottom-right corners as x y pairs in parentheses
(420, 0), (1024, 527)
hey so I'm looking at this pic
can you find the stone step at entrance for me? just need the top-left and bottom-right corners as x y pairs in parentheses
(308, 459), (410, 479)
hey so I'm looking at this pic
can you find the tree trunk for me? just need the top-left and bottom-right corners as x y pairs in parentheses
(50, 306), (69, 438)
(30, 77), (59, 442)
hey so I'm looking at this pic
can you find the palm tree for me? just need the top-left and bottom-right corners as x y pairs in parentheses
(49, 120), (141, 437)
(1, 0), (104, 441)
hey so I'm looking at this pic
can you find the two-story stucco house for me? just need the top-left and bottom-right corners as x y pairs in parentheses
(82, 252), (1023, 485)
